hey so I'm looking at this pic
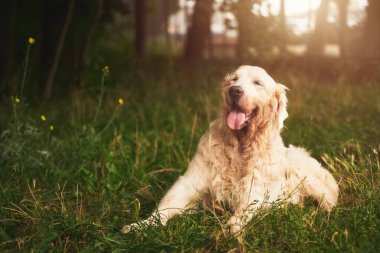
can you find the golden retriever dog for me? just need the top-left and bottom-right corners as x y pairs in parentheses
(122, 65), (339, 235)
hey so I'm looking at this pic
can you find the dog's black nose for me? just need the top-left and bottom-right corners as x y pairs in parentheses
(228, 86), (244, 101)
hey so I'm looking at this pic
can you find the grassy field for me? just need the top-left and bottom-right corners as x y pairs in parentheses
(1, 62), (380, 252)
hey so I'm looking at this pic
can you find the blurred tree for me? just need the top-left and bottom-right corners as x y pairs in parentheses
(146, 0), (179, 53)
(0, 0), (17, 91)
(234, 0), (257, 58)
(308, 0), (329, 56)
(71, 0), (103, 88)
(0, 0), (44, 98)
(337, 0), (348, 59)
(43, 0), (108, 98)
(362, 0), (380, 59)
(278, 0), (286, 54)
(40, 0), (67, 96)
(135, 0), (147, 60)
(0, 0), (126, 99)
(183, 0), (213, 63)
(44, 0), (75, 98)
(232, 0), (280, 59)
(163, 0), (179, 52)
(163, 1), (171, 52)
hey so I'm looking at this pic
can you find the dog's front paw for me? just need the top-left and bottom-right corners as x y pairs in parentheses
(121, 217), (159, 234)
(121, 222), (140, 234)
(227, 216), (244, 236)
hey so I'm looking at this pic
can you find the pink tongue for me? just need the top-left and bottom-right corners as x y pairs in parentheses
(227, 111), (246, 130)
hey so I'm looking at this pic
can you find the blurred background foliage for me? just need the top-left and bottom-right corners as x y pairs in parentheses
(0, 0), (379, 100)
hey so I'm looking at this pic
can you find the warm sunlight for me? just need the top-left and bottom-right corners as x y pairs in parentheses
(264, 0), (368, 34)
(268, 0), (320, 15)
(268, 0), (368, 16)
(2, 0), (380, 251)
(177, 0), (368, 35)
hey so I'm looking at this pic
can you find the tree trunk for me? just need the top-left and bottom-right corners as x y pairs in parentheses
(44, 0), (75, 98)
(235, 0), (255, 59)
(0, 0), (17, 94)
(279, 0), (286, 54)
(362, 0), (380, 59)
(337, 0), (348, 59)
(183, 0), (213, 63)
(73, 0), (103, 87)
(163, 0), (171, 54)
(135, 0), (147, 60)
(41, 0), (64, 95)
(308, 0), (329, 56)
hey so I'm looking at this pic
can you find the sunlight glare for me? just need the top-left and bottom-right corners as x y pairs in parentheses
(268, 0), (321, 15)
(268, 0), (368, 16)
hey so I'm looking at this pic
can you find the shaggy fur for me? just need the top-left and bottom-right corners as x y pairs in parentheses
(122, 66), (339, 235)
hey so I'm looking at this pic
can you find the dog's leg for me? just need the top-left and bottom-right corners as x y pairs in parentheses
(227, 180), (269, 235)
(300, 166), (339, 211)
(227, 205), (258, 235)
(122, 154), (210, 233)
(226, 175), (288, 235)
(286, 146), (339, 211)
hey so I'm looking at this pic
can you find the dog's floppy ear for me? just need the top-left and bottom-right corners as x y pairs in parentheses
(276, 83), (288, 129)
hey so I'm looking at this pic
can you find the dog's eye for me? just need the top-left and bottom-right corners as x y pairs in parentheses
(253, 80), (262, 86)
(232, 76), (238, 82)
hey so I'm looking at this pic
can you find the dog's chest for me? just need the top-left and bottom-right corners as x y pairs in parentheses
(207, 144), (283, 206)
(208, 146), (250, 202)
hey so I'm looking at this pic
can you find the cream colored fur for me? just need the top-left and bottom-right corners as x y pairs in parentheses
(122, 66), (339, 235)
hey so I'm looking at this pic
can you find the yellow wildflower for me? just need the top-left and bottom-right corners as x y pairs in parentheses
(102, 65), (110, 74)
(49, 125), (54, 131)
(118, 98), (124, 105)
(40, 115), (46, 121)
(28, 37), (35, 45)
(14, 97), (21, 103)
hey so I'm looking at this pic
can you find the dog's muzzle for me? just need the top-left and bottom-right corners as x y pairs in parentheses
(228, 86), (244, 104)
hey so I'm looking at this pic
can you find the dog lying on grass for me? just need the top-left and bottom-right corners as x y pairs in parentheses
(122, 65), (339, 235)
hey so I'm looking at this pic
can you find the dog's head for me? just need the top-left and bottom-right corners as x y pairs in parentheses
(222, 65), (288, 132)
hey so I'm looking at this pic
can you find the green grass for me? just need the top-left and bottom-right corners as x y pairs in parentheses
(1, 64), (380, 252)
